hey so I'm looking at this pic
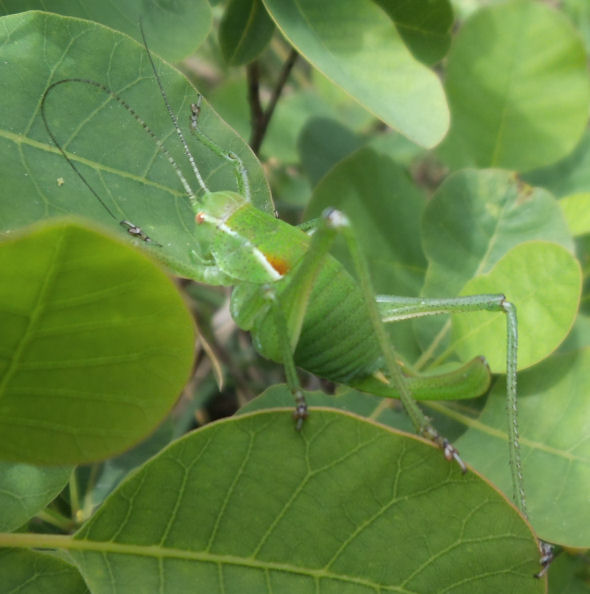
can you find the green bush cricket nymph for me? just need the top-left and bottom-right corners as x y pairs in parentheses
(40, 26), (553, 575)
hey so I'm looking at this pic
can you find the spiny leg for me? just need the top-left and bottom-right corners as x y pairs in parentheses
(311, 210), (467, 472)
(261, 208), (465, 471)
(264, 288), (309, 430)
(376, 293), (557, 575)
(256, 210), (355, 429)
(377, 294), (524, 515)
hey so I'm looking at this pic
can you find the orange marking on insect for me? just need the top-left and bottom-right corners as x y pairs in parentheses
(195, 212), (206, 224)
(264, 254), (290, 276)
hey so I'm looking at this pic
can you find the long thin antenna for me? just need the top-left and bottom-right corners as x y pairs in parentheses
(41, 77), (200, 213)
(139, 22), (210, 196)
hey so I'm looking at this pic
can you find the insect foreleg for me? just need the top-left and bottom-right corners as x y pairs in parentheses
(189, 100), (251, 201)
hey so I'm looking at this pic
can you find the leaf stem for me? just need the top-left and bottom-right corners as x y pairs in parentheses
(248, 48), (298, 155)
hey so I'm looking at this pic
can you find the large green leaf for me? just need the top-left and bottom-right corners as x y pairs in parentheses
(0, 220), (195, 464)
(262, 0), (449, 148)
(440, 0), (590, 172)
(422, 170), (573, 298)
(0, 462), (71, 531)
(560, 193), (590, 237)
(219, 0), (275, 65)
(455, 348), (590, 547)
(419, 169), (578, 372)
(453, 241), (581, 371)
(373, 0), (453, 64)
(524, 131), (590, 198)
(0, 549), (88, 593)
(548, 551), (590, 593)
(0, 0), (212, 61)
(563, 0), (590, 53)
(0, 410), (545, 592)
(0, 11), (272, 284)
(305, 148), (427, 297)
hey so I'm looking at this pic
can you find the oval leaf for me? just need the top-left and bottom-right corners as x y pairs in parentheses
(0, 462), (71, 531)
(524, 130), (590, 198)
(419, 169), (576, 370)
(452, 241), (581, 371)
(68, 410), (543, 593)
(373, 0), (453, 65)
(219, 0), (275, 65)
(560, 192), (590, 237)
(0, 0), (212, 62)
(0, 549), (88, 593)
(0, 220), (195, 464)
(0, 12), (272, 284)
(422, 169), (573, 298)
(262, 0), (449, 147)
(441, 0), (590, 171)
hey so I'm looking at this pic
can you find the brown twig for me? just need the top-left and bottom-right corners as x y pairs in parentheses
(248, 48), (299, 155)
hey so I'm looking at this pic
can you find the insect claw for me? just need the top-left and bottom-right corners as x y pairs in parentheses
(422, 425), (467, 473)
(293, 400), (308, 432)
(120, 220), (161, 247)
(534, 541), (557, 578)
(441, 438), (467, 473)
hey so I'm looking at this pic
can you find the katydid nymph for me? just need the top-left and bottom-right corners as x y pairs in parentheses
(40, 26), (551, 573)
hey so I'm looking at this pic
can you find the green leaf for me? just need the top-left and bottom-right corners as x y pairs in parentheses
(524, 131), (590, 198)
(64, 410), (543, 593)
(88, 418), (175, 509)
(0, 11), (272, 284)
(306, 148), (427, 297)
(219, 0), (275, 65)
(560, 193), (590, 237)
(456, 348), (590, 547)
(452, 241), (581, 371)
(419, 169), (577, 370)
(0, 220), (195, 464)
(423, 170), (574, 298)
(0, 463), (71, 531)
(297, 118), (362, 187)
(440, 0), (590, 172)
(563, 0), (590, 54)
(0, 549), (88, 593)
(0, 0), (212, 62)
(373, 0), (453, 64)
(548, 551), (590, 593)
(262, 0), (449, 147)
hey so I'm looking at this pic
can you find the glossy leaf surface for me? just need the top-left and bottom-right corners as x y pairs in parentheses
(0, 462), (71, 531)
(263, 0), (449, 147)
(0, 220), (195, 464)
(219, 0), (275, 65)
(374, 0), (453, 64)
(0, 12), (272, 284)
(0, 0), (211, 61)
(456, 348), (590, 547)
(65, 410), (543, 593)
(0, 549), (88, 593)
(441, 0), (590, 171)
